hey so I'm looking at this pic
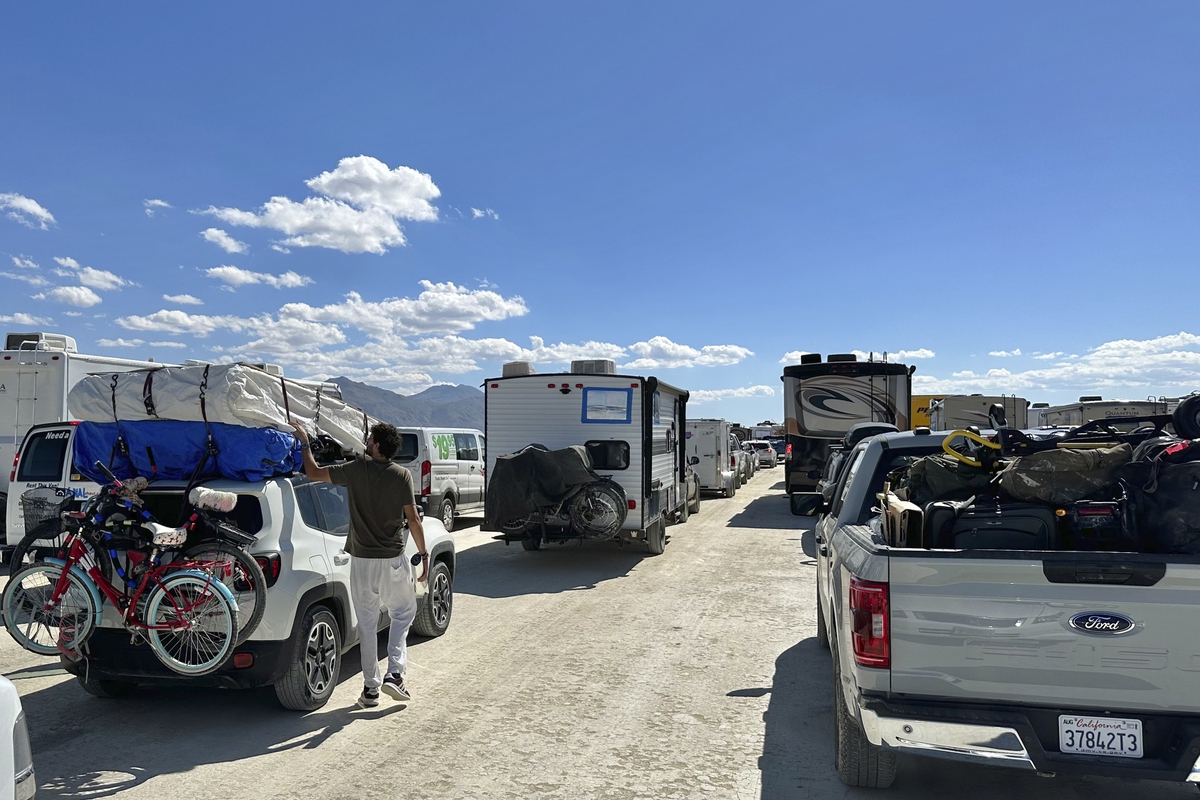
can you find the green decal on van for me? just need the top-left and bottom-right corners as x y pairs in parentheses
(431, 433), (457, 460)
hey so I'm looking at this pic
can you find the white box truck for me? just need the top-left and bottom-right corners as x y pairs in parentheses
(686, 418), (737, 497)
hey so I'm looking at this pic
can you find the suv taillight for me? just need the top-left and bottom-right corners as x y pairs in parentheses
(253, 552), (282, 587)
(421, 460), (431, 496)
(849, 576), (890, 668)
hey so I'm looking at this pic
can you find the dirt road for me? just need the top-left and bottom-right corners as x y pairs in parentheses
(1, 472), (1190, 798)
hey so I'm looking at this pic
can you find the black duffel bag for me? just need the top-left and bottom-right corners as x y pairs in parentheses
(1139, 460), (1200, 554)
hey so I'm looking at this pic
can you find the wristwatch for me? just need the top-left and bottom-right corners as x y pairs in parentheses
(410, 552), (429, 566)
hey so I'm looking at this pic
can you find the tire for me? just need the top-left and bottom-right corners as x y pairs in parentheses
(9, 521), (69, 576)
(76, 673), (138, 698)
(833, 646), (897, 788)
(439, 497), (455, 532)
(181, 542), (267, 645)
(520, 534), (541, 551)
(145, 571), (238, 676)
(646, 519), (666, 555)
(1174, 395), (1200, 440)
(688, 489), (700, 515)
(3, 562), (97, 657)
(412, 560), (453, 637)
(816, 587), (830, 650)
(568, 480), (627, 537)
(275, 605), (342, 711)
(677, 498), (689, 524)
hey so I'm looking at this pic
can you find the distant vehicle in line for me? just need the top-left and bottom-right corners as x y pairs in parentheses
(392, 427), (486, 532)
(686, 418), (737, 497)
(928, 394), (1029, 430)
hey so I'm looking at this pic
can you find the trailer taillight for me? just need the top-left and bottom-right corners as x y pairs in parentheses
(420, 460), (431, 496)
(730, 455), (736, 468)
(785, 442), (792, 461)
(849, 576), (890, 669)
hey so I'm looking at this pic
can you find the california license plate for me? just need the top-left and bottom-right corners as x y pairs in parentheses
(1058, 715), (1143, 758)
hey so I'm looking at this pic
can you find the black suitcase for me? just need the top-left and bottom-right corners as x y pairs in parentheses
(924, 498), (1058, 550)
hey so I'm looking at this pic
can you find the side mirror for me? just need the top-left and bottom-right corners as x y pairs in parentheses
(688, 456), (700, 465)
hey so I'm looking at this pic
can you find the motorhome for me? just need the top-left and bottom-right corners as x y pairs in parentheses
(928, 394), (1029, 430)
(909, 394), (947, 429)
(1, 332), (174, 528)
(1033, 396), (1170, 429)
(686, 419), (737, 496)
(483, 360), (692, 549)
(780, 353), (913, 511)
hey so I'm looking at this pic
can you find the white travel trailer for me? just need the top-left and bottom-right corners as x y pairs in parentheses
(1033, 396), (1169, 429)
(686, 418), (737, 497)
(483, 360), (691, 551)
(928, 394), (1029, 430)
(0, 332), (173, 517)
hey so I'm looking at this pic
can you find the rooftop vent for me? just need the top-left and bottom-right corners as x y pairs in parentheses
(5, 332), (78, 353)
(1079, 395), (1103, 403)
(828, 353), (857, 363)
(571, 359), (616, 375)
(1032, 402), (1049, 408)
(502, 361), (536, 377)
(799, 353), (822, 365)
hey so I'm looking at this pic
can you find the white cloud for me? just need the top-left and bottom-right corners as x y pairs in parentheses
(0, 313), (52, 325)
(10, 256), (37, 269)
(0, 271), (50, 287)
(149, 341), (188, 348)
(63, 311), (82, 317)
(270, 244), (291, 254)
(915, 332), (1200, 397)
(0, 192), (55, 229)
(690, 385), (776, 404)
(163, 293), (204, 305)
(623, 336), (752, 369)
(780, 350), (811, 364)
(471, 208), (499, 220)
(200, 228), (249, 254)
(197, 155), (440, 254)
(51, 256), (130, 290)
(1033, 351), (1065, 360)
(35, 286), (103, 307)
(97, 337), (145, 348)
(988, 348), (1022, 357)
(206, 265), (313, 289)
(143, 199), (172, 217)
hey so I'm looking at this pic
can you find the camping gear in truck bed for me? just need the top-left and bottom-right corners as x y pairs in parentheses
(924, 498), (1059, 550)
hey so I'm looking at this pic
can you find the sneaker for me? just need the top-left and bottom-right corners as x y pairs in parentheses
(356, 687), (380, 708)
(381, 673), (410, 701)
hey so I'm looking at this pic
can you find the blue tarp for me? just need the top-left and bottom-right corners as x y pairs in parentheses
(74, 421), (301, 484)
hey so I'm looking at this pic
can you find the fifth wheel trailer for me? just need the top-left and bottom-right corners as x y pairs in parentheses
(928, 394), (1029, 430)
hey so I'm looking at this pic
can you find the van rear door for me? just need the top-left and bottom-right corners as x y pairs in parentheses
(6, 424), (76, 545)
(888, 552), (1200, 715)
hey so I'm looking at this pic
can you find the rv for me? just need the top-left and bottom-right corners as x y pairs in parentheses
(928, 394), (1029, 430)
(1033, 396), (1170, 429)
(686, 418), (737, 496)
(1, 332), (175, 534)
(780, 353), (913, 511)
(483, 360), (692, 550)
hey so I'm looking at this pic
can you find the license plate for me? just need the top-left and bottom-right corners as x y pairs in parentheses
(1058, 715), (1143, 758)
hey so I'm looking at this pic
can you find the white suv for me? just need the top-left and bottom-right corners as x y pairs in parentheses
(56, 473), (456, 711)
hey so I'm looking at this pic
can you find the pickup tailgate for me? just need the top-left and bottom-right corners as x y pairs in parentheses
(889, 554), (1200, 714)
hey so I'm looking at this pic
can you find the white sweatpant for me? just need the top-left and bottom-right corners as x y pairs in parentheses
(350, 555), (418, 690)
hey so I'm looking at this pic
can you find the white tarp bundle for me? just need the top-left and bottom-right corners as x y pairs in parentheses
(67, 364), (378, 455)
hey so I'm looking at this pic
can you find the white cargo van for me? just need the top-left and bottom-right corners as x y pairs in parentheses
(686, 419), (737, 497)
(393, 427), (486, 532)
(1, 332), (174, 542)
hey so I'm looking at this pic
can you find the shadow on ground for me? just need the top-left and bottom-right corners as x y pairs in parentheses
(727, 494), (808, 531)
(453, 538), (646, 599)
(755, 639), (1196, 799)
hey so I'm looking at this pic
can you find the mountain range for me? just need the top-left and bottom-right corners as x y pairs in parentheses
(333, 377), (484, 430)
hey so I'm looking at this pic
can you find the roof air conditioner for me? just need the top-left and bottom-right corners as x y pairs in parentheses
(5, 332), (78, 353)
(571, 359), (616, 375)
(502, 361), (536, 377)
(799, 353), (821, 365)
(828, 353), (857, 363)
(1079, 395), (1103, 403)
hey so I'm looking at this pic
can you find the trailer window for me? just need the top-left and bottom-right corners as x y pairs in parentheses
(16, 430), (71, 483)
(585, 440), (630, 470)
(582, 388), (632, 423)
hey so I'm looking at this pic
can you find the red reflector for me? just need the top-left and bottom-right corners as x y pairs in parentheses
(575, 384), (583, 388)
(490, 383), (498, 388)
(52, 355), (59, 360)
(849, 577), (890, 668)
(561, 383), (568, 388)
(631, 383), (638, 388)
(548, 383), (555, 388)
(1078, 507), (1115, 516)
(232, 653), (254, 669)
(627, 500), (636, 509)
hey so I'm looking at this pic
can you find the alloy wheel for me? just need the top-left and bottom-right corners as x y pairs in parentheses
(305, 620), (338, 695)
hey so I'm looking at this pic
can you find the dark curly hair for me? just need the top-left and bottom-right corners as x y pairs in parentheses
(369, 422), (402, 459)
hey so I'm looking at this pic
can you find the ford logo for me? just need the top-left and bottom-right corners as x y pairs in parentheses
(1069, 612), (1136, 635)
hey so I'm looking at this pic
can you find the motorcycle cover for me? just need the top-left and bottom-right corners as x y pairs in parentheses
(73, 420), (301, 484)
(484, 444), (600, 530)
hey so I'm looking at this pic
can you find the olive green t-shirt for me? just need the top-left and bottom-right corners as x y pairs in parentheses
(327, 457), (416, 558)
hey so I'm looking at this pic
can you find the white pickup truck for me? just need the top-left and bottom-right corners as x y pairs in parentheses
(815, 429), (1200, 790)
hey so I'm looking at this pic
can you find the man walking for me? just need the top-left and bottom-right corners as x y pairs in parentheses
(291, 420), (428, 709)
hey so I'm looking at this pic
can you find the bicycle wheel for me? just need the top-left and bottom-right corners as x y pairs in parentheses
(145, 571), (237, 676)
(2, 563), (97, 657)
(8, 521), (68, 576)
(180, 542), (266, 645)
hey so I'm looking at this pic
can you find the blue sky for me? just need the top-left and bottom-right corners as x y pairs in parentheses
(2, 2), (1199, 425)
